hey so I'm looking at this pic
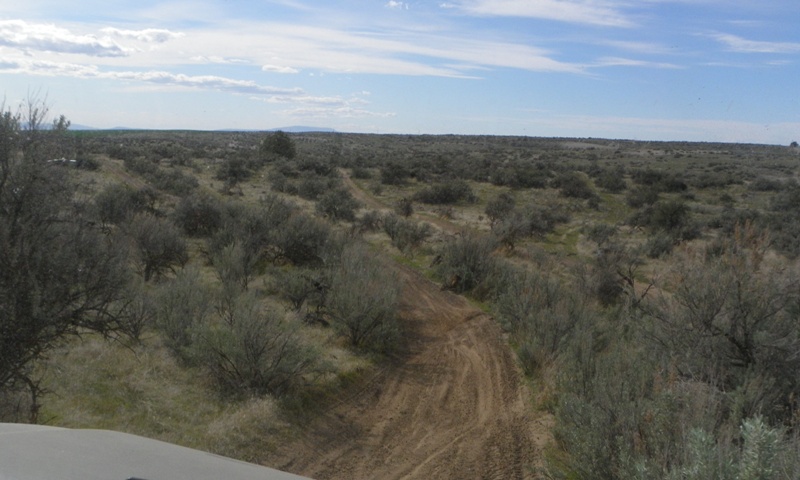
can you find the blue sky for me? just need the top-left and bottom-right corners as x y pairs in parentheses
(1, 0), (798, 143)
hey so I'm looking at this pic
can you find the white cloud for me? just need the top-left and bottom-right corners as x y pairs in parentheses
(262, 64), (300, 74)
(602, 40), (675, 55)
(0, 19), (131, 57)
(220, 22), (584, 76)
(0, 56), (303, 96)
(455, 0), (633, 27)
(100, 27), (184, 43)
(711, 33), (800, 54)
(385, 1), (409, 9)
(592, 56), (682, 69)
(192, 55), (249, 64)
(252, 91), (391, 119)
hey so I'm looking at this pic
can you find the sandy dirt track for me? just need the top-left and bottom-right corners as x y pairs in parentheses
(269, 264), (552, 479)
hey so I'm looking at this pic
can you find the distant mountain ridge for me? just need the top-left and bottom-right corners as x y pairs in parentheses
(269, 126), (336, 133)
(69, 125), (336, 133)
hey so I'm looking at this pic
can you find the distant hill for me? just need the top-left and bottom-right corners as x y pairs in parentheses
(69, 124), (98, 131)
(268, 126), (337, 133)
(79, 125), (337, 133)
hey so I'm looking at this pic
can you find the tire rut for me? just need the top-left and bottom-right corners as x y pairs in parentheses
(268, 263), (552, 479)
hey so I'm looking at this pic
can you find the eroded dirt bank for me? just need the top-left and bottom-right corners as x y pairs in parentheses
(268, 264), (552, 480)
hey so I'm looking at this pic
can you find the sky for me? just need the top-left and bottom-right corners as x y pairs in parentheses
(0, 0), (798, 144)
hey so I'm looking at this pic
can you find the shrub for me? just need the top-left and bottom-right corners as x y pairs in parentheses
(94, 183), (158, 224)
(552, 172), (597, 200)
(272, 214), (332, 266)
(642, 225), (800, 424)
(124, 156), (159, 176)
(485, 192), (515, 224)
(197, 292), (318, 396)
(491, 210), (531, 250)
(208, 195), (296, 275)
(491, 165), (549, 189)
(173, 192), (227, 237)
(649, 199), (690, 232)
(216, 157), (252, 190)
(316, 188), (359, 222)
(268, 170), (295, 194)
(644, 231), (676, 258)
(351, 166), (372, 179)
(595, 168), (627, 193)
(326, 244), (401, 353)
(586, 223), (617, 246)
(259, 130), (296, 160)
(211, 242), (254, 292)
(626, 185), (660, 208)
(414, 179), (477, 204)
(395, 197), (414, 217)
(435, 233), (498, 294)
(296, 172), (335, 200)
(748, 177), (786, 192)
(154, 265), (212, 358)
(126, 213), (188, 282)
(382, 214), (432, 254)
(150, 167), (199, 196)
(527, 204), (570, 237)
(115, 278), (156, 342)
(494, 268), (585, 368)
(354, 209), (383, 234)
(380, 162), (410, 185)
(274, 267), (327, 313)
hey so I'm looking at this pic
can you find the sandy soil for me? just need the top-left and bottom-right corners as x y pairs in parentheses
(268, 263), (553, 479)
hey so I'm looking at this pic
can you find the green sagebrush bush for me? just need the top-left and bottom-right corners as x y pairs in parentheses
(435, 233), (499, 295)
(550, 224), (800, 480)
(382, 213), (432, 254)
(94, 183), (159, 224)
(259, 130), (296, 160)
(126, 213), (188, 282)
(316, 188), (359, 222)
(413, 179), (477, 205)
(173, 192), (227, 237)
(195, 292), (319, 397)
(552, 171), (598, 200)
(326, 244), (401, 353)
(154, 265), (213, 359)
(484, 191), (515, 224)
(493, 266), (590, 374)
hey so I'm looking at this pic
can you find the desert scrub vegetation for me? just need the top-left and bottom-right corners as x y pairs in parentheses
(6, 113), (800, 474)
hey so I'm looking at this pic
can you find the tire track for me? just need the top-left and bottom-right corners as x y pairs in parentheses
(268, 264), (552, 479)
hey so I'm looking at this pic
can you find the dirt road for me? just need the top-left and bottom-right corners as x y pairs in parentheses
(269, 264), (552, 479)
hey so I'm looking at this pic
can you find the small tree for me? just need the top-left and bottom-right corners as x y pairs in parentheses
(0, 99), (131, 421)
(260, 130), (296, 160)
